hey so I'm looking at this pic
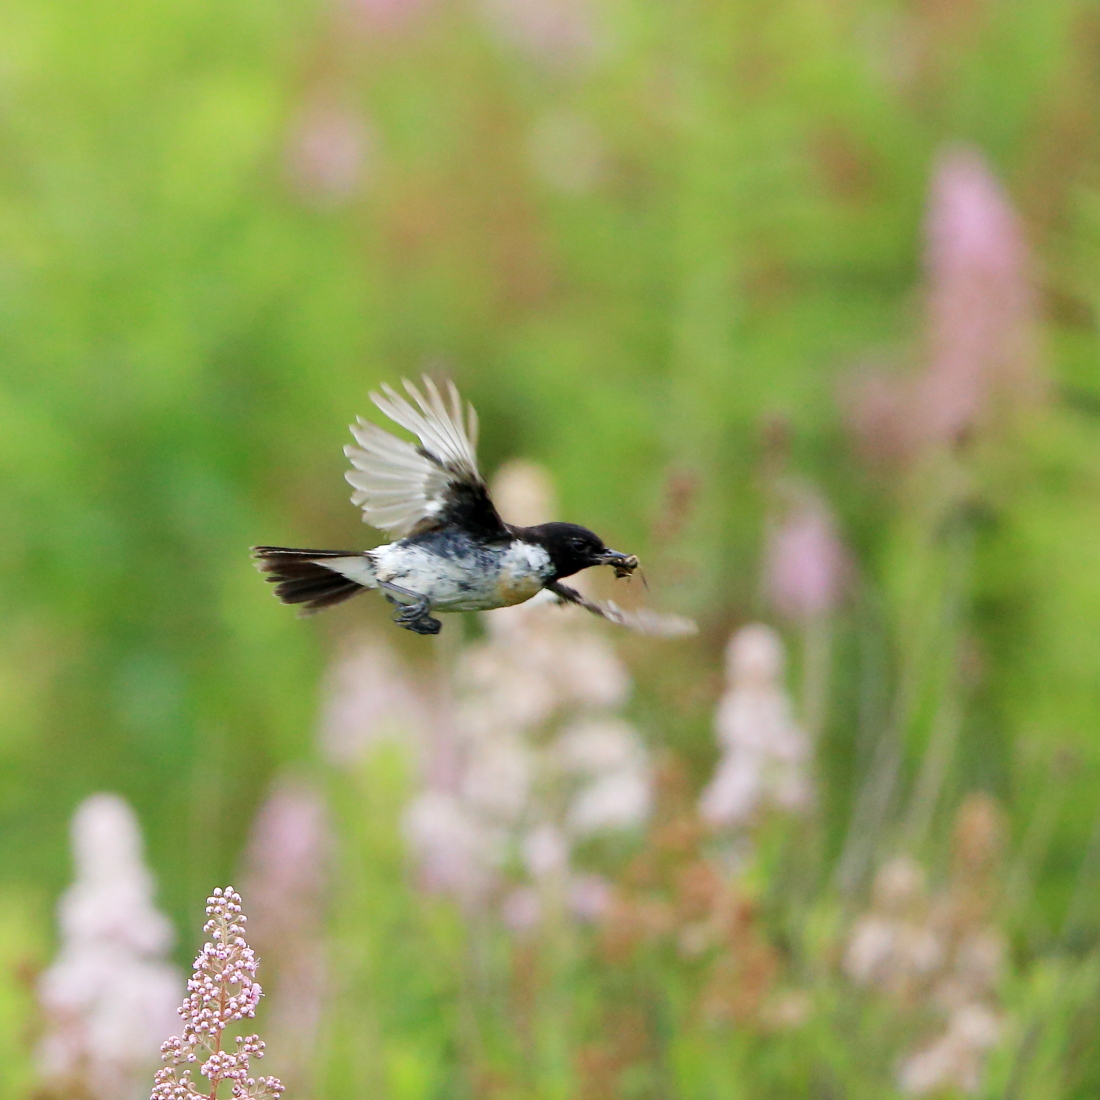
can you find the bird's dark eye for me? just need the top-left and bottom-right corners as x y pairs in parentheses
(570, 537), (587, 552)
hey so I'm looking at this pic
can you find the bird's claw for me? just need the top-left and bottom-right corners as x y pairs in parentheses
(392, 599), (429, 622)
(401, 615), (441, 635)
(390, 597), (440, 634)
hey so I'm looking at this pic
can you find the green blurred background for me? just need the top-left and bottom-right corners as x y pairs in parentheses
(5, 0), (1100, 1093)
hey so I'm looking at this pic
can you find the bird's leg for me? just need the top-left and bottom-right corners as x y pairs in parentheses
(546, 581), (610, 622)
(378, 580), (442, 635)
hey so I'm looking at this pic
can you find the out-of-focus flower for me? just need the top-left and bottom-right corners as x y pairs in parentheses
(568, 874), (612, 921)
(403, 790), (505, 903)
(918, 147), (1040, 447)
(36, 794), (180, 1100)
(339, 0), (436, 31)
(528, 112), (608, 194)
(764, 487), (848, 621)
(522, 823), (570, 879)
(897, 1003), (1003, 1096)
(559, 718), (651, 836)
(242, 781), (332, 1095)
(600, 775), (780, 1023)
(459, 732), (535, 824)
(568, 762), (651, 836)
(479, 0), (603, 71)
(844, 796), (1008, 1096)
(843, 857), (943, 998)
(285, 98), (372, 207)
(318, 634), (429, 764)
(403, 462), (650, 924)
(501, 887), (543, 933)
(699, 625), (812, 827)
(152, 887), (283, 1100)
(846, 146), (1042, 466)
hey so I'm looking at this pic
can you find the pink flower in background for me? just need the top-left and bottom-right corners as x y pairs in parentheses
(245, 782), (331, 918)
(843, 857), (942, 995)
(522, 823), (570, 879)
(501, 887), (543, 932)
(502, 872), (611, 932)
(846, 146), (1042, 465)
(558, 718), (652, 836)
(318, 634), (430, 764)
(699, 626), (812, 827)
(917, 146), (1040, 447)
(403, 790), (506, 902)
(459, 732), (535, 823)
(339, 0), (436, 33)
(764, 487), (848, 621)
(242, 780), (332, 1095)
(37, 794), (180, 1100)
(898, 1004), (1003, 1096)
(568, 873), (612, 921)
(286, 99), (372, 206)
(845, 798), (1008, 1096)
(402, 461), (651, 924)
(479, 0), (603, 71)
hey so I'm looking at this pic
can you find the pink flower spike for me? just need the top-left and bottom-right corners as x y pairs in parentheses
(150, 888), (284, 1100)
(765, 487), (848, 622)
(917, 146), (1042, 449)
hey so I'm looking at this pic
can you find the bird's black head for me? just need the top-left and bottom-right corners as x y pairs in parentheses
(520, 522), (634, 580)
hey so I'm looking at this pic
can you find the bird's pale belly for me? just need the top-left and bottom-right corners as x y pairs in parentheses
(368, 535), (553, 614)
(494, 566), (547, 607)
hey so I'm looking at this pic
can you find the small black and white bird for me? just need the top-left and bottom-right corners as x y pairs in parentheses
(252, 377), (692, 637)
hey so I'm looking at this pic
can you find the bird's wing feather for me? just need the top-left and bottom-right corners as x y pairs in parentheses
(345, 376), (506, 540)
(546, 582), (698, 637)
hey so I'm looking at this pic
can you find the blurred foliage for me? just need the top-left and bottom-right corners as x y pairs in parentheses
(5, 0), (1100, 1093)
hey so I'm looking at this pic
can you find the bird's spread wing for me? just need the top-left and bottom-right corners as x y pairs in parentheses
(547, 582), (698, 638)
(345, 376), (508, 540)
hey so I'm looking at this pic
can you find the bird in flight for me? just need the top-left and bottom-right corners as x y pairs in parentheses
(252, 377), (693, 636)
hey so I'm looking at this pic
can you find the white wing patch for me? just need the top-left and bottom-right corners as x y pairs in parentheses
(344, 376), (483, 539)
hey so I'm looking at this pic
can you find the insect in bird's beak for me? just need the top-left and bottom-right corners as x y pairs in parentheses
(597, 549), (641, 579)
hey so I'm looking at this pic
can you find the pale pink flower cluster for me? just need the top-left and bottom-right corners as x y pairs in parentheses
(478, 0), (603, 71)
(285, 98), (372, 207)
(403, 461), (650, 925)
(699, 625), (812, 828)
(844, 857), (943, 997)
(847, 145), (1041, 465)
(898, 1003), (1002, 1096)
(844, 803), (1007, 1097)
(152, 888), (284, 1100)
(242, 782), (331, 1094)
(339, 0), (436, 31)
(764, 487), (848, 622)
(37, 794), (180, 1100)
(917, 146), (1040, 447)
(318, 634), (430, 764)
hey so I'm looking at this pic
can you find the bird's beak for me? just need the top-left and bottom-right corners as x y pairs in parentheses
(596, 549), (640, 577)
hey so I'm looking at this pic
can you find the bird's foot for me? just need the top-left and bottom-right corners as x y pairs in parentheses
(388, 595), (441, 634)
(392, 598), (430, 623)
(399, 614), (442, 635)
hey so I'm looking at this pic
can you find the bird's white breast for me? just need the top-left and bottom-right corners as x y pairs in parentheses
(494, 541), (554, 607)
(369, 536), (553, 613)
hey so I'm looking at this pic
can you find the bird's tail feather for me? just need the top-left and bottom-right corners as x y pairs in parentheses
(251, 546), (376, 615)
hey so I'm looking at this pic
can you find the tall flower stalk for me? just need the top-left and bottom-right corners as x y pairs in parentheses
(37, 793), (180, 1100)
(403, 461), (651, 924)
(152, 888), (284, 1100)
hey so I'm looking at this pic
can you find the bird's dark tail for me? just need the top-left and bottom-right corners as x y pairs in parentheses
(251, 546), (376, 615)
